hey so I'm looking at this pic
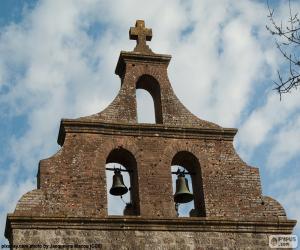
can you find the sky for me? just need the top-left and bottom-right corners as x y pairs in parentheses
(0, 0), (300, 244)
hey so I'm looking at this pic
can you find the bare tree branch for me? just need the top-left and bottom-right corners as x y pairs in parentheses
(266, 0), (300, 97)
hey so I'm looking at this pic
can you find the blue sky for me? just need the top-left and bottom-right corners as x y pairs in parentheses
(0, 0), (300, 244)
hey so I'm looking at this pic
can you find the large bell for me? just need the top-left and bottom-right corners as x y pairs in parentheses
(109, 169), (128, 196)
(174, 173), (194, 203)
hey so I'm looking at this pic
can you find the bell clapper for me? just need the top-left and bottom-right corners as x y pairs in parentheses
(175, 203), (179, 216)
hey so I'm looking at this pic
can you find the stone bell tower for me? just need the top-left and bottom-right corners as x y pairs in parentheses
(5, 20), (296, 249)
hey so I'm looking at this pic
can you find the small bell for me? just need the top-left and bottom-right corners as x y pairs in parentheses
(174, 173), (194, 203)
(109, 169), (128, 196)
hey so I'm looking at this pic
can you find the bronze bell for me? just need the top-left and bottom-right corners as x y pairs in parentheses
(109, 169), (128, 196)
(174, 173), (194, 203)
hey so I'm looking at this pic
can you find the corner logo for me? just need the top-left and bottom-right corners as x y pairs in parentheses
(269, 235), (298, 248)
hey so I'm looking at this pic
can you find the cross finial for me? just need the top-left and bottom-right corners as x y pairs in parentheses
(129, 20), (153, 54)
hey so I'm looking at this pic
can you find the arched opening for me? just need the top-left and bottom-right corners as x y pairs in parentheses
(136, 89), (156, 123)
(105, 148), (139, 216)
(171, 151), (205, 217)
(171, 165), (194, 217)
(136, 74), (163, 124)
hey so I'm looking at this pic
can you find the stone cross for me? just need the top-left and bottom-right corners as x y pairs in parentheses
(129, 20), (153, 54)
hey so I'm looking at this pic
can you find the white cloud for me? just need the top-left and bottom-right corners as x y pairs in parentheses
(237, 90), (300, 159)
(267, 115), (300, 170)
(269, 174), (300, 232)
(166, 0), (281, 127)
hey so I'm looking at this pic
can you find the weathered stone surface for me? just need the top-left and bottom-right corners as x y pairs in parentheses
(6, 216), (295, 250)
(5, 20), (296, 249)
(6, 229), (277, 250)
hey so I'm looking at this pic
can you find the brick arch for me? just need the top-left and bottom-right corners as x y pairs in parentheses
(136, 74), (163, 123)
(98, 141), (141, 216)
(162, 142), (208, 167)
(126, 64), (170, 89)
(163, 143), (207, 217)
(101, 140), (141, 160)
(124, 65), (170, 124)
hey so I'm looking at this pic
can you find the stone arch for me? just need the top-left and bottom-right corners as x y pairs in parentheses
(171, 151), (206, 216)
(105, 147), (140, 215)
(163, 142), (208, 217)
(163, 141), (208, 166)
(127, 64), (169, 87)
(136, 74), (163, 123)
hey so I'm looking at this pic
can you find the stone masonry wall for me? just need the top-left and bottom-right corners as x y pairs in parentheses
(10, 228), (276, 250)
